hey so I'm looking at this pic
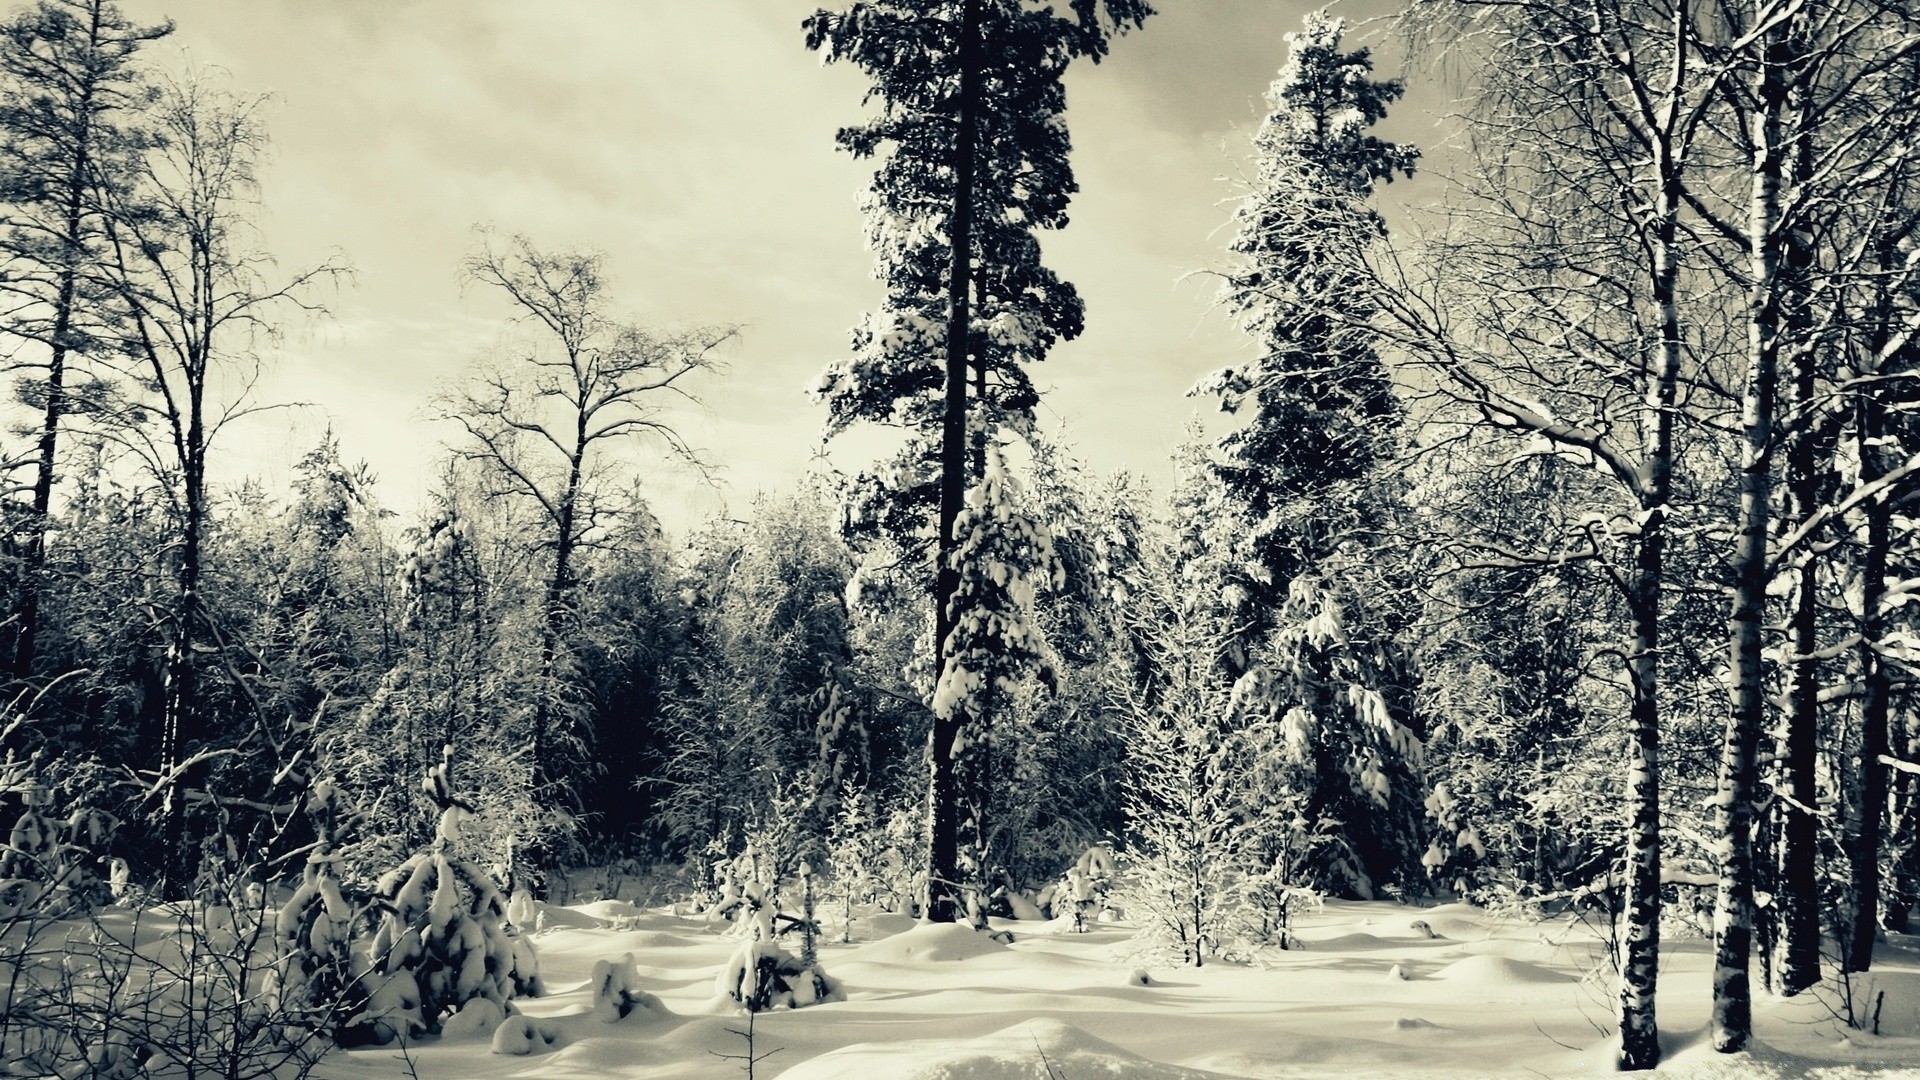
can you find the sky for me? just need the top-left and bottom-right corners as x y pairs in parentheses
(116, 0), (1439, 535)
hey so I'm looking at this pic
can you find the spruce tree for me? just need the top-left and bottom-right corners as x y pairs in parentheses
(1194, 10), (1415, 598)
(1190, 13), (1422, 901)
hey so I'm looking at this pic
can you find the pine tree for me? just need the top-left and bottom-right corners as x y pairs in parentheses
(805, 0), (1150, 922)
(0, 0), (169, 684)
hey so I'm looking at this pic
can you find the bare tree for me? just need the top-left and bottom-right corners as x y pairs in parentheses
(1389, 0), (1736, 1065)
(447, 232), (731, 896)
(97, 69), (344, 899)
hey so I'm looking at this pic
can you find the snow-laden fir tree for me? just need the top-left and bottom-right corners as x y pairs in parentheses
(0, 757), (113, 918)
(805, 0), (1150, 922)
(933, 443), (1062, 916)
(1186, 12), (1423, 901)
(362, 750), (540, 1041)
(270, 778), (368, 1045)
(1193, 9), (1415, 607)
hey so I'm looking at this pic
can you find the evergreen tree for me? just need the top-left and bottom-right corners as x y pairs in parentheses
(1194, 10), (1415, 602)
(0, 0), (169, 684)
(805, 0), (1150, 922)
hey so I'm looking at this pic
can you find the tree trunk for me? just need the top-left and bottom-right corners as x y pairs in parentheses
(13, 2), (106, 684)
(1847, 394), (1891, 971)
(927, 0), (981, 926)
(1771, 30), (1823, 995)
(1616, 26), (1686, 1052)
(1845, 235), (1901, 972)
(159, 405), (207, 900)
(1711, 16), (1791, 1051)
(521, 418), (586, 899)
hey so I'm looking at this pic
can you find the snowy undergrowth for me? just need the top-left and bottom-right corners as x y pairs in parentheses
(280, 895), (1920, 1079)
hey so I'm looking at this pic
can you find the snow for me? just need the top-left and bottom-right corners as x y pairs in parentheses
(267, 892), (1920, 1077)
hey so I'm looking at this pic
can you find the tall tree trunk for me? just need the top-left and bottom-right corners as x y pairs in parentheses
(14, 1), (107, 684)
(1711, 14), (1791, 1052)
(1847, 387), (1891, 971)
(521, 429), (583, 900)
(1772, 35), (1823, 995)
(159, 405), (206, 901)
(928, 0), (981, 925)
(1845, 233), (1904, 971)
(1617, 21), (1686, 1054)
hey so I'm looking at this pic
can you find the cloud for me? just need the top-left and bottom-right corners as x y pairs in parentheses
(128, 0), (1430, 531)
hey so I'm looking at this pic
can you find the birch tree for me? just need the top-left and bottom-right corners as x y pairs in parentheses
(1705, 0), (1920, 1041)
(1389, 0), (1729, 1065)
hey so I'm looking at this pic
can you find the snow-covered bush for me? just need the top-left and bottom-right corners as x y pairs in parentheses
(363, 753), (541, 1039)
(1040, 845), (1117, 932)
(717, 937), (843, 1013)
(270, 779), (370, 1044)
(590, 952), (665, 1023)
(0, 761), (115, 919)
(825, 784), (888, 939)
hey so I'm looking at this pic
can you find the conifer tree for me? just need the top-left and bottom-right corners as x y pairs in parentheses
(1194, 10), (1415, 603)
(0, 0), (169, 683)
(805, 0), (1149, 922)
(1191, 14), (1423, 903)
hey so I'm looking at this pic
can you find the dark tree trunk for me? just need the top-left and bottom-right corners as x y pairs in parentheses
(13, 1), (107, 684)
(159, 401), (206, 900)
(927, 0), (981, 926)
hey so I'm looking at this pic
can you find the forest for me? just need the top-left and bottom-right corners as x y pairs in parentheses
(3, 0), (1920, 1076)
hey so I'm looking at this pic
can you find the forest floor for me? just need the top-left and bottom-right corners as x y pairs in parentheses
(307, 891), (1920, 1079)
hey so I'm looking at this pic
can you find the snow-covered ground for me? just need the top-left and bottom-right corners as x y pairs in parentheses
(306, 896), (1920, 1079)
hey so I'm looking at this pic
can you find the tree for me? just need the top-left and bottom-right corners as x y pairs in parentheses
(1388, 0), (1737, 1063)
(805, 0), (1150, 923)
(1194, 10), (1415, 606)
(446, 233), (730, 895)
(1703, 1), (1920, 1043)
(1189, 12), (1425, 911)
(0, 0), (169, 683)
(1114, 529), (1246, 968)
(97, 69), (343, 898)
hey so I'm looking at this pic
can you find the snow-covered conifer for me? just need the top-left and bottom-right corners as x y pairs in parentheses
(934, 445), (1063, 898)
(1194, 11), (1413, 600)
(362, 751), (541, 1040)
(805, 0), (1150, 923)
(270, 778), (369, 1044)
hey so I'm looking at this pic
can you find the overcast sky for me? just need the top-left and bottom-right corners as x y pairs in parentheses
(118, 0), (1436, 535)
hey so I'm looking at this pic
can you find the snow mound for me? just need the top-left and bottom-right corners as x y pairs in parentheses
(574, 898), (649, 922)
(442, 997), (507, 1039)
(1432, 954), (1573, 985)
(534, 904), (604, 929)
(780, 1017), (1227, 1079)
(1418, 904), (1495, 939)
(862, 910), (921, 937)
(843, 922), (1009, 964)
(490, 1014), (560, 1055)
